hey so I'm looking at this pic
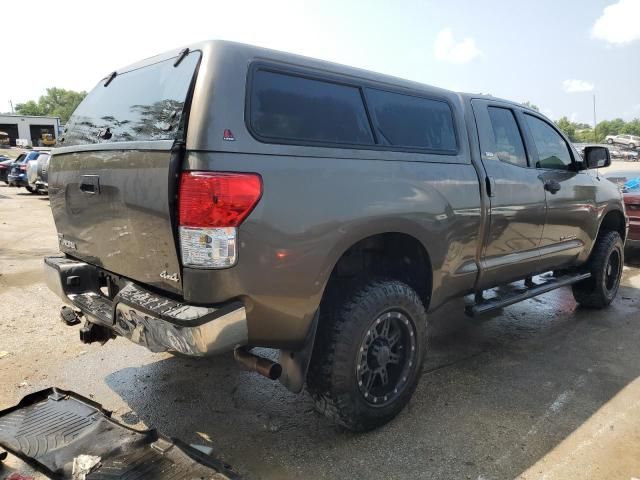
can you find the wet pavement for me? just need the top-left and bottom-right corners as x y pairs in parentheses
(1, 183), (640, 479)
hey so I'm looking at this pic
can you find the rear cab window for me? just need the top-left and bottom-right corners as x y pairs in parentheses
(61, 51), (201, 146)
(486, 107), (528, 167)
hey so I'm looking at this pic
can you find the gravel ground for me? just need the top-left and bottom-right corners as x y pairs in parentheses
(1, 183), (640, 479)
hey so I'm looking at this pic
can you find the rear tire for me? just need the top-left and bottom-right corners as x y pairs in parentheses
(572, 230), (623, 309)
(306, 279), (427, 432)
(607, 138), (613, 144)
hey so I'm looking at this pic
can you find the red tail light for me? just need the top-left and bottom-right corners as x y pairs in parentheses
(178, 172), (262, 228)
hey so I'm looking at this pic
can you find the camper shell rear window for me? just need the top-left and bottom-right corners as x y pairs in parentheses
(61, 51), (201, 146)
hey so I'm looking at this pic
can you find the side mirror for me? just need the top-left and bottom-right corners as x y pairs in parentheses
(583, 146), (611, 169)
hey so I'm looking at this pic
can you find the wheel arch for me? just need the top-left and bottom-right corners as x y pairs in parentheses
(598, 207), (626, 242)
(279, 230), (434, 394)
(320, 231), (434, 314)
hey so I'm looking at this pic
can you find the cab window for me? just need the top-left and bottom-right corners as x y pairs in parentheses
(524, 114), (573, 170)
(487, 107), (527, 167)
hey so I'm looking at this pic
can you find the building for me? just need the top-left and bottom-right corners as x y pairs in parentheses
(0, 114), (61, 147)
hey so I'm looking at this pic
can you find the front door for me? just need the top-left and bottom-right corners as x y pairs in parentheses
(519, 112), (597, 270)
(472, 100), (547, 289)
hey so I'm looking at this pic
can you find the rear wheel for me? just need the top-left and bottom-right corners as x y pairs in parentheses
(607, 138), (613, 144)
(572, 230), (623, 308)
(307, 279), (427, 431)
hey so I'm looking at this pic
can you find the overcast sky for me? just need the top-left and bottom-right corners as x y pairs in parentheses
(2, 0), (639, 124)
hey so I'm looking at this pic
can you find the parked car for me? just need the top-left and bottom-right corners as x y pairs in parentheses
(606, 134), (640, 149)
(0, 155), (12, 183)
(45, 41), (627, 432)
(621, 150), (639, 162)
(8, 151), (47, 192)
(26, 152), (51, 193)
(604, 170), (639, 250)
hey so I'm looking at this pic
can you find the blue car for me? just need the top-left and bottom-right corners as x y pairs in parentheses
(8, 151), (46, 193)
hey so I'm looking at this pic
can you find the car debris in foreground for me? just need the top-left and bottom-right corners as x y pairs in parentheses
(0, 388), (239, 479)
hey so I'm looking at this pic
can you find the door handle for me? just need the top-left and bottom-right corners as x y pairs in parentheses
(544, 179), (561, 194)
(79, 175), (100, 194)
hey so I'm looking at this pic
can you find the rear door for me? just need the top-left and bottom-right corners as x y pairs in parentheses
(472, 99), (547, 288)
(49, 50), (201, 295)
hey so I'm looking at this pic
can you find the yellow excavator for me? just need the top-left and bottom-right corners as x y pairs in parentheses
(40, 133), (56, 147)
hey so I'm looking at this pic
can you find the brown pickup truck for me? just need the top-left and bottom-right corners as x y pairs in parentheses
(45, 40), (627, 431)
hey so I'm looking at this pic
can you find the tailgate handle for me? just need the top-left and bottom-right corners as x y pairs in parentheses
(80, 175), (100, 194)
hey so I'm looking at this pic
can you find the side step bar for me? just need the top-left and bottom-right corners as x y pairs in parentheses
(465, 272), (591, 317)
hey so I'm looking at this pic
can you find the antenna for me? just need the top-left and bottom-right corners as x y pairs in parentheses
(592, 94), (597, 143)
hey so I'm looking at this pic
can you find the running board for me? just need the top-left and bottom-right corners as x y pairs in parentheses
(465, 272), (591, 317)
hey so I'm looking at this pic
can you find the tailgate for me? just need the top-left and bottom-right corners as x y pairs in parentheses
(49, 50), (201, 294)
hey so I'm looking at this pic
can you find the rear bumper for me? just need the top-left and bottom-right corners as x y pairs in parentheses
(44, 256), (248, 356)
(7, 173), (27, 186)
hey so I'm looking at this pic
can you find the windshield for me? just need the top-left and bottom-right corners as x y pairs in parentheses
(61, 51), (200, 146)
(20, 152), (40, 162)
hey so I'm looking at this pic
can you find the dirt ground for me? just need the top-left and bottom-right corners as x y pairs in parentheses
(1, 182), (640, 480)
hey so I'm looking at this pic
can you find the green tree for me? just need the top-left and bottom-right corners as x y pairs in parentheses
(522, 101), (540, 112)
(621, 119), (640, 136)
(574, 128), (595, 143)
(15, 87), (87, 123)
(555, 116), (577, 141)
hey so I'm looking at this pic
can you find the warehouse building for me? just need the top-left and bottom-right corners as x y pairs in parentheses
(0, 114), (61, 146)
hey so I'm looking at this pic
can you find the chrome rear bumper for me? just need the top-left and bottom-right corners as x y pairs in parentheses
(44, 256), (247, 356)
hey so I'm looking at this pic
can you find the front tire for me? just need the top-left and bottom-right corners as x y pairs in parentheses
(307, 279), (427, 431)
(572, 230), (623, 308)
(25, 186), (35, 193)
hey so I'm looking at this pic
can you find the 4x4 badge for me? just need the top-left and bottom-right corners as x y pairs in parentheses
(160, 270), (179, 282)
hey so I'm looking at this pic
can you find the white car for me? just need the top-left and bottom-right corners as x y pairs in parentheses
(26, 153), (50, 193)
(606, 134), (640, 149)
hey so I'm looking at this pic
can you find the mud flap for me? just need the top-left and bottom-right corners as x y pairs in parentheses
(0, 388), (239, 479)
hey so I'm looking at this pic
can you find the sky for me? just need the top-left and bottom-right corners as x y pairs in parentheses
(2, 0), (639, 124)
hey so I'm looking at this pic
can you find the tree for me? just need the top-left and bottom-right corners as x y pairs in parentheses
(555, 116), (577, 141)
(549, 116), (640, 144)
(15, 88), (87, 123)
(521, 101), (540, 112)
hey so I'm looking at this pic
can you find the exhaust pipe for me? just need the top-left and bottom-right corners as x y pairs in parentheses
(234, 347), (282, 380)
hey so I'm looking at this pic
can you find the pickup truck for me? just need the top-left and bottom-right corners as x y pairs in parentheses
(45, 40), (627, 432)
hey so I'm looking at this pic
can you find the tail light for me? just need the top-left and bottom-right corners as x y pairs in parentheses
(178, 171), (262, 268)
(19, 165), (27, 171)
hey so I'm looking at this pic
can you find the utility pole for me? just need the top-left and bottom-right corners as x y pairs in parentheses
(592, 94), (597, 143)
(9, 100), (14, 115)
